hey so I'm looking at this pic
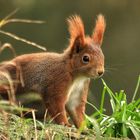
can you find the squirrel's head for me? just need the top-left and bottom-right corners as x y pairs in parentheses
(67, 14), (106, 79)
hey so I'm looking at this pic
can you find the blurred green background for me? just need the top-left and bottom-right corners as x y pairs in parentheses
(0, 0), (140, 114)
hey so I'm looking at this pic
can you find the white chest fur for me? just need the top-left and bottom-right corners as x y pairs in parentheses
(66, 77), (90, 110)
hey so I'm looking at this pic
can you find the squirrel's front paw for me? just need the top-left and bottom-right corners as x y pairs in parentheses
(59, 122), (72, 127)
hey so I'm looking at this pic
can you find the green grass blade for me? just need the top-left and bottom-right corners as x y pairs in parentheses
(110, 99), (116, 113)
(129, 124), (140, 140)
(87, 101), (103, 117)
(85, 114), (101, 138)
(101, 79), (119, 107)
(132, 75), (140, 101)
(100, 86), (106, 114)
(122, 124), (127, 137)
(122, 102), (127, 137)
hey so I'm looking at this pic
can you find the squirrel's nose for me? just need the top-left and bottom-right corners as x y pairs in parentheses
(97, 70), (104, 77)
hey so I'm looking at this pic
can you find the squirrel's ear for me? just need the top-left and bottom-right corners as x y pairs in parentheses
(67, 15), (85, 52)
(92, 14), (106, 46)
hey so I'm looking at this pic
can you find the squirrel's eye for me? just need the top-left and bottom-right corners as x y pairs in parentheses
(82, 54), (90, 64)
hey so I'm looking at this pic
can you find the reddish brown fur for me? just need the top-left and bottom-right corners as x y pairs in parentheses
(0, 14), (106, 128)
(67, 15), (85, 47)
(92, 14), (106, 45)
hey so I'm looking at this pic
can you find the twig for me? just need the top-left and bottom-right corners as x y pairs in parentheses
(32, 110), (38, 140)
(0, 30), (47, 51)
(0, 43), (16, 57)
(0, 71), (16, 104)
(0, 9), (19, 28)
(2, 19), (46, 26)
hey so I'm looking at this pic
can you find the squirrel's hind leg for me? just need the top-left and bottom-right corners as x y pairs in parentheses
(42, 77), (72, 127)
(44, 95), (71, 126)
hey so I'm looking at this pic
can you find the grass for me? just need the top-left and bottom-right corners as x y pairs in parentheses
(86, 75), (140, 140)
(0, 106), (95, 140)
(0, 10), (140, 140)
(0, 77), (139, 139)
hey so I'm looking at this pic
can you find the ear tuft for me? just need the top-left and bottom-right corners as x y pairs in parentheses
(92, 14), (106, 45)
(67, 15), (85, 46)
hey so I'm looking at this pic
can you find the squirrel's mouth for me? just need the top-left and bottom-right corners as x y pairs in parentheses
(90, 68), (104, 79)
(88, 73), (104, 79)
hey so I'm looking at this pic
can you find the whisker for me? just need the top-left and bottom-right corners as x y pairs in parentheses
(105, 68), (119, 73)
(104, 63), (125, 73)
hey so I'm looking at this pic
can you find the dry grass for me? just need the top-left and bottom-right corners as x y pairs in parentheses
(0, 9), (47, 51)
(0, 105), (96, 140)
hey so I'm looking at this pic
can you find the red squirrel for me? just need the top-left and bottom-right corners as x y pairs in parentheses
(0, 14), (106, 128)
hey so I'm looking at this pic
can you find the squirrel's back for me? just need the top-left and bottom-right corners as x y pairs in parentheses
(0, 52), (72, 94)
